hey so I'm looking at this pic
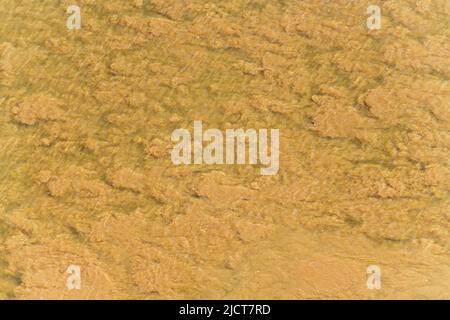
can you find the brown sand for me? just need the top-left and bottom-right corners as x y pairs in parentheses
(0, 0), (449, 299)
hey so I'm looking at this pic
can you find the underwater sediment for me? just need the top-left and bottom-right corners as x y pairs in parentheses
(0, 0), (449, 299)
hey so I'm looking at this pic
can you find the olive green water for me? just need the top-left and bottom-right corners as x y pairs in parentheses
(0, 0), (449, 299)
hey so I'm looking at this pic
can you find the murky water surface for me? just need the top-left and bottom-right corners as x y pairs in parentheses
(0, 0), (449, 299)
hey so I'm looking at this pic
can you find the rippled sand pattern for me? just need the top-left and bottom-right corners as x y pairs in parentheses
(0, 0), (449, 299)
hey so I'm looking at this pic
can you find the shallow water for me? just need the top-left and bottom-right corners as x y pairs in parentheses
(0, 0), (449, 299)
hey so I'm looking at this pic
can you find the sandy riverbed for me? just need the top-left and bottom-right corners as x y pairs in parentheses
(0, 0), (449, 299)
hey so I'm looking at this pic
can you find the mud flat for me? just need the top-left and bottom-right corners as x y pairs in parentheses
(0, 0), (449, 299)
